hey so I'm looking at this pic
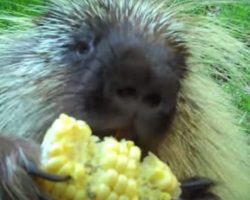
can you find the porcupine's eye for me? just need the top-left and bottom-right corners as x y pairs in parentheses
(74, 40), (94, 55)
(61, 38), (94, 64)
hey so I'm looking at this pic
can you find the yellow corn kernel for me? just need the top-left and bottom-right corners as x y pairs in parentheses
(57, 163), (73, 176)
(107, 192), (119, 200)
(37, 114), (181, 200)
(126, 160), (137, 174)
(118, 195), (129, 200)
(165, 174), (181, 196)
(64, 185), (77, 199)
(74, 191), (85, 200)
(103, 169), (118, 186)
(102, 151), (118, 169)
(119, 143), (129, 155)
(44, 156), (67, 172)
(48, 143), (63, 156)
(72, 164), (86, 179)
(41, 180), (55, 193)
(129, 146), (141, 160)
(95, 184), (111, 199)
(105, 139), (120, 152)
(115, 155), (128, 173)
(125, 179), (138, 197)
(52, 184), (66, 199)
(114, 174), (128, 194)
(149, 167), (172, 189)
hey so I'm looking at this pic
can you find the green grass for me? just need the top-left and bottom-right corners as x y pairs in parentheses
(0, 0), (44, 28)
(219, 5), (250, 36)
(0, 0), (43, 12)
(194, 3), (250, 132)
(216, 5), (250, 132)
(0, 0), (249, 131)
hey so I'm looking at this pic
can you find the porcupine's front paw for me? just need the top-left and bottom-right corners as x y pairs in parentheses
(0, 135), (69, 200)
(179, 177), (220, 200)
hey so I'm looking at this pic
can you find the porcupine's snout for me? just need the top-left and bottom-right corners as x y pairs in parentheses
(74, 27), (187, 150)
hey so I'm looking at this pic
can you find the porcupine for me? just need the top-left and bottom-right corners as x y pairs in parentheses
(0, 0), (249, 199)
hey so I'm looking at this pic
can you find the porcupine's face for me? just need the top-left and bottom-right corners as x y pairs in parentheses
(41, 1), (187, 150)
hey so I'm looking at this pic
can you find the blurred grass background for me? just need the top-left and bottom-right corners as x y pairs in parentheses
(195, 4), (250, 133)
(0, 0), (249, 132)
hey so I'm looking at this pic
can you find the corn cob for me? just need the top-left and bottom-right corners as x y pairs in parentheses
(37, 114), (181, 200)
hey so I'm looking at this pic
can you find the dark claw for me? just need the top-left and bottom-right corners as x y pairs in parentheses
(180, 177), (220, 200)
(24, 160), (70, 182)
(181, 177), (215, 192)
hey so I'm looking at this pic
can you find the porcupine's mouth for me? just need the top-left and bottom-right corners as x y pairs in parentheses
(94, 127), (157, 157)
(94, 127), (139, 144)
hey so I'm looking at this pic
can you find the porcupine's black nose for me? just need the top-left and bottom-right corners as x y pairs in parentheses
(112, 53), (161, 111)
